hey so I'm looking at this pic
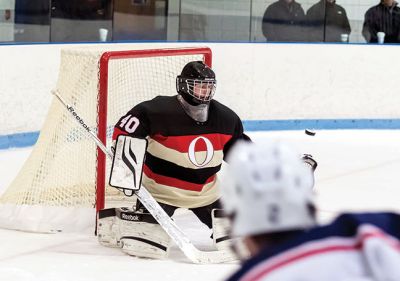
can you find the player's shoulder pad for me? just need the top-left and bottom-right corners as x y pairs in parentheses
(135, 95), (177, 111)
(210, 99), (241, 119)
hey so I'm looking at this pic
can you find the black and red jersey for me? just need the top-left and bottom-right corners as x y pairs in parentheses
(112, 95), (247, 208)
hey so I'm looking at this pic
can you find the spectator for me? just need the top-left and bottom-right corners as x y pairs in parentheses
(220, 140), (400, 281)
(4, 10), (10, 21)
(15, 0), (49, 25)
(51, 0), (111, 20)
(306, 0), (351, 42)
(362, 0), (400, 43)
(262, 0), (307, 42)
(0, 0), (14, 42)
(13, 0), (50, 42)
(50, 0), (112, 42)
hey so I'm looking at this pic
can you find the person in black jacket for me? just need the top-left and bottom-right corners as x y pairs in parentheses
(362, 0), (400, 43)
(14, 0), (50, 25)
(306, 0), (351, 42)
(262, 0), (307, 42)
(51, 0), (111, 20)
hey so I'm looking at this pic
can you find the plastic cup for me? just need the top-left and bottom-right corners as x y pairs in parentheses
(99, 28), (108, 42)
(377, 32), (385, 44)
(340, 34), (349, 43)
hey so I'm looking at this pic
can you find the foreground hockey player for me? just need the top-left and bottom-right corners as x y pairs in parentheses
(220, 140), (400, 281)
(98, 61), (250, 258)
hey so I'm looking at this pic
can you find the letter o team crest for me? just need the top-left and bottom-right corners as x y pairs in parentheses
(188, 136), (214, 167)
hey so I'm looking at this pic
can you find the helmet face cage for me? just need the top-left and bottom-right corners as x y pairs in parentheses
(179, 78), (217, 103)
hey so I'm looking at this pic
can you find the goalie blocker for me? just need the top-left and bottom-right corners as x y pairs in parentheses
(109, 135), (148, 196)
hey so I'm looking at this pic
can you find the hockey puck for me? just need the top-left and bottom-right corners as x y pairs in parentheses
(305, 129), (316, 136)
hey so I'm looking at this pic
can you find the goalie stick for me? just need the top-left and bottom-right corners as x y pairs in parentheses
(52, 90), (237, 264)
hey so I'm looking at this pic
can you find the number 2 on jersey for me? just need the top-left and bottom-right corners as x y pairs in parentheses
(119, 115), (140, 133)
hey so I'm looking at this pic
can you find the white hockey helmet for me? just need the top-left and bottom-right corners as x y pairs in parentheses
(220, 140), (316, 237)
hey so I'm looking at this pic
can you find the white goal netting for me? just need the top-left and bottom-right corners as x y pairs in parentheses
(0, 46), (211, 233)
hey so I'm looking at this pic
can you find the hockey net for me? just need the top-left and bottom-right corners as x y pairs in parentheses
(0, 46), (212, 233)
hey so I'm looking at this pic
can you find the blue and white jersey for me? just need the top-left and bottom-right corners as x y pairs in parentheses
(227, 213), (400, 281)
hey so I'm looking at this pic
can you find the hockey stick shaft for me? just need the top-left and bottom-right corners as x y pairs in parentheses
(52, 89), (237, 264)
(52, 91), (112, 158)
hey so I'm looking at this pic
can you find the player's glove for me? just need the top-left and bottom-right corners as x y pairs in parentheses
(302, 154), (318, 172)
(302, 154), (317, 189)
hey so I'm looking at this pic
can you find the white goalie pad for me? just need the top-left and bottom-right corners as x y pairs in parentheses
(97, 207), (171, 259)
(212, 209), (234, 251)
(97, 208), (121, 248)
(109, 135), (148, 195)
(116, 207), (171, 259)
(212, 209), (248, 259)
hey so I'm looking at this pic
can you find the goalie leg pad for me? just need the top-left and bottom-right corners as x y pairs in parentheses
(117, 208), (171, 259)
(97, 208), (121, 248)
(212, 209), (235, 251)
(212, 209), (249, 259)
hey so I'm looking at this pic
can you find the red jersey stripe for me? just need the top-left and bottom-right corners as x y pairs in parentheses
(143, 164), (216, 192)
(151, 133), (232, 153)
(112, 127), (129, 140)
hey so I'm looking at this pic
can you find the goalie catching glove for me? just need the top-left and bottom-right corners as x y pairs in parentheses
(109, 135), (148, 196)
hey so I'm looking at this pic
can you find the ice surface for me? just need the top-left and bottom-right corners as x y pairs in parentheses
(1, 130), (400, 281)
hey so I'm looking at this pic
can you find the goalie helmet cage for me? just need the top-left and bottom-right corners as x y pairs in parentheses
(0, 46), (212, 233)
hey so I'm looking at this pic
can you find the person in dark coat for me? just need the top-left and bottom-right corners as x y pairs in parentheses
(362, 0), (400, 43)
(262, 0), (307, 42)
(14, 0), (50, 25)
(51, 0), (111, 20)
(306, 0), (351, 42)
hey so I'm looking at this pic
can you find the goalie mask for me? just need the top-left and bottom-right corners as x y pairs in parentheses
(220, 140), (316, 237)
(176, 61), (217, 105)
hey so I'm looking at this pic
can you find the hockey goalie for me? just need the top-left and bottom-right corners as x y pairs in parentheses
(97, 61), (251, 260)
